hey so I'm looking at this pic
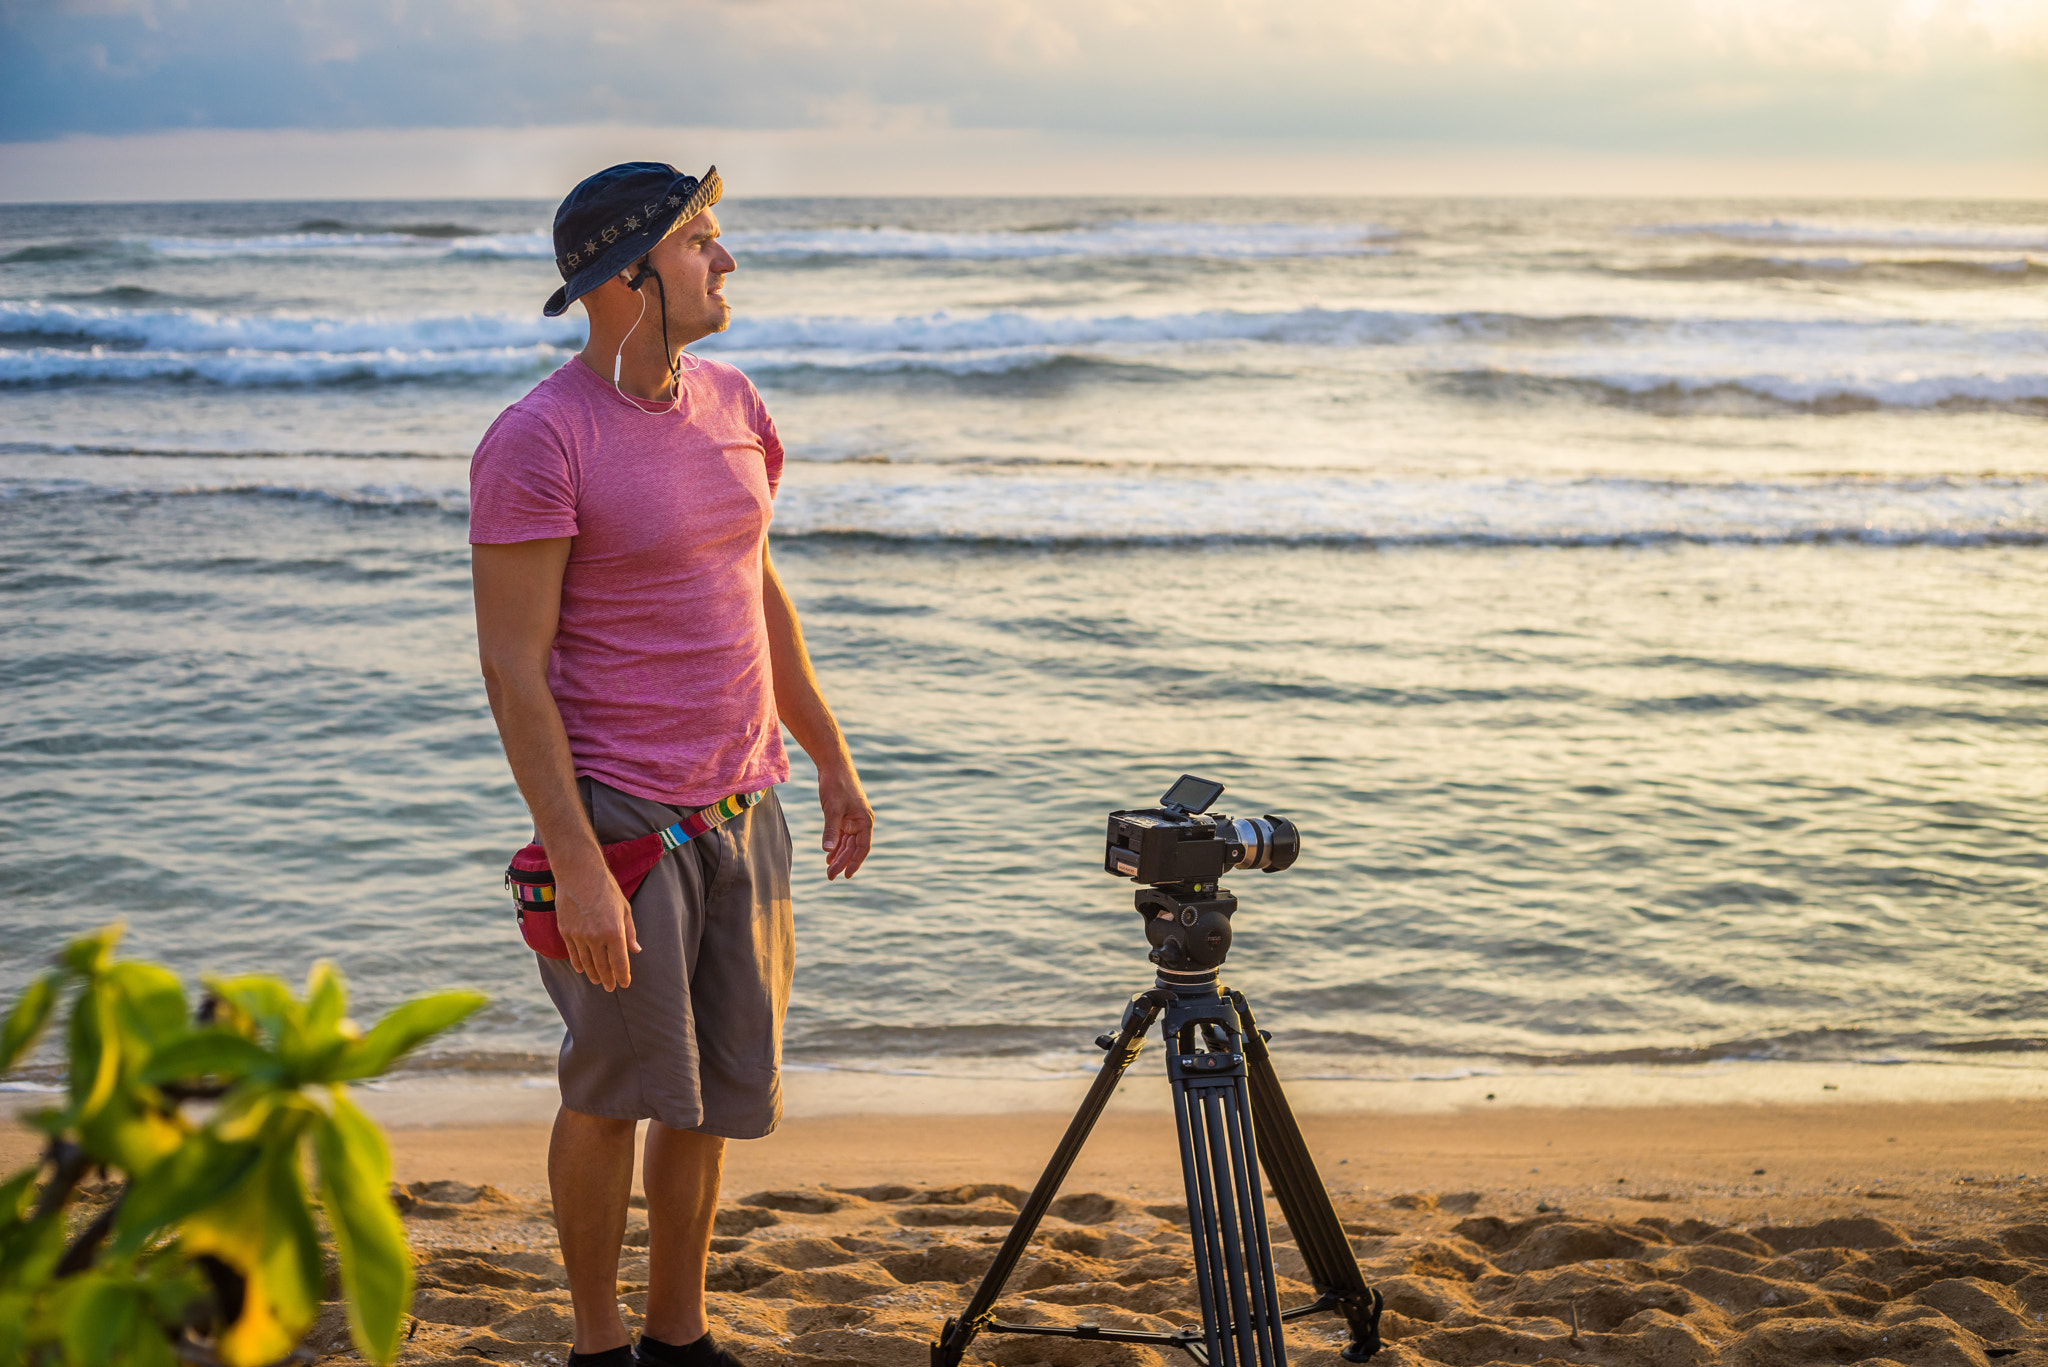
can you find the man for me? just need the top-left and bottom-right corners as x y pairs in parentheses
(470, 161), (873, 1367)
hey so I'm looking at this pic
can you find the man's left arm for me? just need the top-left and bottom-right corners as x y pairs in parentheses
(762, 543), (874, 879)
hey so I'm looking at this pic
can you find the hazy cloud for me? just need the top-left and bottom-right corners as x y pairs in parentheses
(0, 0), (2041, 161)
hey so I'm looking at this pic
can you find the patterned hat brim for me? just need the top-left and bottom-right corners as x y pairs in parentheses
(543, 167), (723, 318)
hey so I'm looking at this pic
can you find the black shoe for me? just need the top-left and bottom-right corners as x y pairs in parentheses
(636, 1331), (746, 1367)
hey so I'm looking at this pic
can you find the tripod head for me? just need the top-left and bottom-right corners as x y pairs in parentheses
(1105, 775), (1301, 980)
(1136, 879), (1239, 978)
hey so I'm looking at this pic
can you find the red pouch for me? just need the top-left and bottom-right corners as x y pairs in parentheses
(505, 790), (766, 961)
(506, 833), (668, 961)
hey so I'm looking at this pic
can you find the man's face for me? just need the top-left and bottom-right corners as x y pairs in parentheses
(647, 208), (737, 338)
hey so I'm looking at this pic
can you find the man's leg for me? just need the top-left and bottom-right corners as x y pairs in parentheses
(641, 1123), (727, 1346)
(551, 1106), (639, 1354)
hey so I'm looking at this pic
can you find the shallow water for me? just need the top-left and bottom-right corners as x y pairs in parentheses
(2, 196), (2043, 1088)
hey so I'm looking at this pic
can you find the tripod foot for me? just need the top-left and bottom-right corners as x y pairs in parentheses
(1338, 1288), (1386, 1362)
(932, 1317), (963, 1367)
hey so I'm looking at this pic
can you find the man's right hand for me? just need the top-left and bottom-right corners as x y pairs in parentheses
(554, 860), (641, 991)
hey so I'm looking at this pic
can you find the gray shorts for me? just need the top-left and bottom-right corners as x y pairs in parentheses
(537, 777), (794, 1138)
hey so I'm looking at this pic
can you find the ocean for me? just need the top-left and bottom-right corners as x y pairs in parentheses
(2, 195), (2044, 1097)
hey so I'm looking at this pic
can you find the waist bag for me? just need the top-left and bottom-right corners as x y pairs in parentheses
(506, 790), (767, 960)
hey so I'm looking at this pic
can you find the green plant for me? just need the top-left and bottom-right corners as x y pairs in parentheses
(0, 926), (487, 1367)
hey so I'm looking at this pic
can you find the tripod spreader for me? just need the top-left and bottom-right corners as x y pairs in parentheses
(930, 978), (1383, 1367)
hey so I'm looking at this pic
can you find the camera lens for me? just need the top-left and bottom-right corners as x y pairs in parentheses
(1223, 815), (1300, 872)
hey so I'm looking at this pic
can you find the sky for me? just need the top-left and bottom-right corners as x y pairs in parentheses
(1, 0), (2043, 200)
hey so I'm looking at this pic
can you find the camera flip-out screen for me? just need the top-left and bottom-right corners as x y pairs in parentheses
(1160, 774), (1224, 813)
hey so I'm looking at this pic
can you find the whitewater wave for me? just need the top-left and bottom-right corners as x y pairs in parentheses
(0, 345), (568, 386)
(7, 346), (2041, 415)
(1463, 365), (2048, 414)
(138, 230), (554, 260)
(1608, 254), (2044, 285)
(7, 302), (2041, 413)
(6, 455), (2043, 547)
(719, 219), (1396, 260)
(13, 299), (2040, 360)
(764, 471), (2048, 545)
(0, 301), (584, 352)
(1641, 218), (2048, 252)
(699, 306), (2048, 357)
(19, 220), (1395, 264)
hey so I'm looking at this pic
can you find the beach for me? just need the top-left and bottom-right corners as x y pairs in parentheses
(17, 1082), (2045, 1366)
(317, 1094), (2048, 1367)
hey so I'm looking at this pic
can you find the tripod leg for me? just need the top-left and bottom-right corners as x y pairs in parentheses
(1168, 1003), (1287, 1367)
(1231, 992), (1384, 1362)
(1217, 1078), (1282, 1367)
(932, 990), (1167, 1367)
(1199, 1084), (1278, 1367)
(1171, 1031), (1231, 1367)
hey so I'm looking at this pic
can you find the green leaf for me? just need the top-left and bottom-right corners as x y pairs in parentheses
(112, 1132), (262, 1258)
(74, 1086), (186, 1176)
(139, 1031), (280, 1087)
(55, 1271), (153, 1367)
(0, 1176), (68, 1294)
(104, 962), (191, 1048)
(330, 991), (487, 1081)
(304, 962), (347, 1037)
(203, 975), (300, 1047)
(0, 1164), (37, 1224)
(0, 1289), (29, 1366)
(314, 1092), (412, 1364)
(178, 1115), (324, 1367)
(66, 979), (123, 1124)
(0, 972), (61, 1074)
(0, 1165), (53, 1284)
(58, 925), (122, 976)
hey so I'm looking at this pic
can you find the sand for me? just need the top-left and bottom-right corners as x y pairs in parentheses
(161, 1098), (2035, 1366)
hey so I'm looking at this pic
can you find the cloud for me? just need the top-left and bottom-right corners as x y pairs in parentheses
(2, 121), (2040, 203)
(0, 0), (2039, 174)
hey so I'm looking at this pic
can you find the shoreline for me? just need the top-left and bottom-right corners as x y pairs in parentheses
(11, 1054), (2039, 1129)
(9, 1081), (2042, 1205)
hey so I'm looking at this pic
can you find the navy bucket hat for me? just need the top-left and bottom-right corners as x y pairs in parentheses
(543, 161), (723, 318)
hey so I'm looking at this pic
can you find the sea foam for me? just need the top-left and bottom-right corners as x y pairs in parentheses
(7, 453), (2042, 548)
(1641, 218), (2048, 252)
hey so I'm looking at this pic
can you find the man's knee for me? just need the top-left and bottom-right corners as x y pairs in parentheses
(556, 1106), (639, 1140)
(649, 1123), (726, 1156)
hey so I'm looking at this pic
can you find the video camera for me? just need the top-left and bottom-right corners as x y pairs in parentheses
(1103, 775), (1300, 974)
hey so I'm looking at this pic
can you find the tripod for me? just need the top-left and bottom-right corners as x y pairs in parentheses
(930, 954), (1384, 1367)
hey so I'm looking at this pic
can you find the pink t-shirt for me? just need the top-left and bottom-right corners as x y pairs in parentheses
(469, 356), (789, 807)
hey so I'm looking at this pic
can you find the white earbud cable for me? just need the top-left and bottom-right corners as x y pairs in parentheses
(610, 282), (682, 414)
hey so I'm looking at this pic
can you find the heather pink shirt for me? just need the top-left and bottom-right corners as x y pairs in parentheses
(469, 356), (788, 807)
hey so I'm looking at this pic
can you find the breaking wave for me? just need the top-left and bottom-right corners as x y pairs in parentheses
(1641, 218), (2048, 252)
(0, 345), (567, 386)
(5, 220), (1398, 265)
(0, 301), (583, 351)
(137, 229), (554, 260)
(6, 457), (2043, 548)
(1607, 254), (2044, 285)
(718, 219), (1397, 260)
(6, 302), (2041, 414)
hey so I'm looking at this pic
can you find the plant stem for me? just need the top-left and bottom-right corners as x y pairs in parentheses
(30, 1138), (89, 1224)
(55, 1184), (125, 1276)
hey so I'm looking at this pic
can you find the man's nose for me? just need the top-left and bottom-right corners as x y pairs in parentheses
(713, 244), (737, 273)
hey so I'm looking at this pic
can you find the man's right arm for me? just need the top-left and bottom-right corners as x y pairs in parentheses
(473, 539), (639, 991)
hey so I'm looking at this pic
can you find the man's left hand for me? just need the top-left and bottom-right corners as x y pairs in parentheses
(818, 764), (874, 880)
